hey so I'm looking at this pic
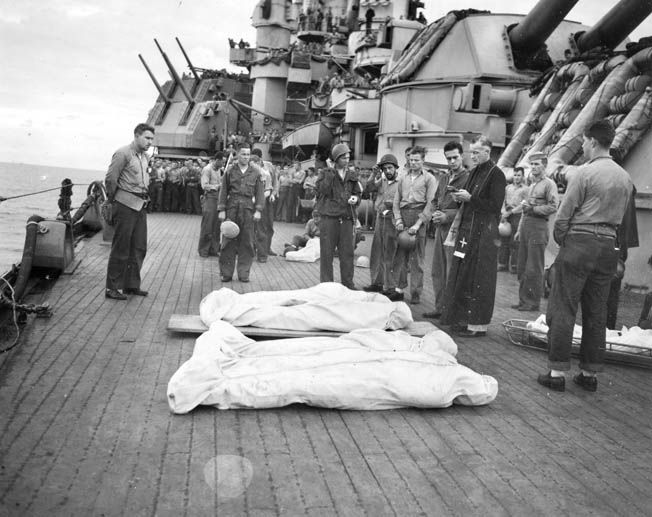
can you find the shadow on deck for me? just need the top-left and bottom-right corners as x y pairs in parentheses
(0, 213), (650, 516)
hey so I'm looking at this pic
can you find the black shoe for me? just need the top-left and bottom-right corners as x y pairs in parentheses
(199, 253), (209, 258)
(537, 372), (565, 392)
(124, 288), (148, 297)
(410, 296), (420, 305)
(450, 324), (467, 332)
(455, 329), (486, 338)
(220, 276), (232, 282)
(363, 284), (384, 292)
(422, 311), (442, 319)
(268, 250), (278, 256)
(239, 277), (250, 283)
(573, 372), (598, 392)
(105, 289), (127, 300)
(257, 257), (267, 263)
(511, 303), (524, 309)
(385, 290), (404, 302)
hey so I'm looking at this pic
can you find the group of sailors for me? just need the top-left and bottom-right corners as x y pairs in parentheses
(109, 121), (644, 394)
(147, 158), (204, 215)
(308, 125), (637, 393)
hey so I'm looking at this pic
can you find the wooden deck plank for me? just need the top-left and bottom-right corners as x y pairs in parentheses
(1, 214), (651, 516)
(167, 314), (437, 337)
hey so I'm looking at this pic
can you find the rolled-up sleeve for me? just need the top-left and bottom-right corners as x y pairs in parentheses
(554, 173), (583, 245)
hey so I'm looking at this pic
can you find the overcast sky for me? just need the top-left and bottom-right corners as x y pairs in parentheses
(2, 0), (652, 171)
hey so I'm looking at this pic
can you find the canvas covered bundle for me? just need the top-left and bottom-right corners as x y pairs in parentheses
(167, 321), (499, 413)
(199, 282), (413, 332)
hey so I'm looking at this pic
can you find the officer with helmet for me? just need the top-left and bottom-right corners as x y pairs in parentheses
(363, 153), (403, 300)
(315, 143), (362, 289)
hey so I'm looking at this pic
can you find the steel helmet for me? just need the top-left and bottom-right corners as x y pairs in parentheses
(220, 220), (240, 239)
(397, 230), (417, 251)
(355, 255), (370, 268)
(498, 220), (512, 237)
(377, 154), (399, 168)
(331, 143), (351, 162)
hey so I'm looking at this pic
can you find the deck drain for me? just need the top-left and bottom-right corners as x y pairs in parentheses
(204, 455), (253, 498)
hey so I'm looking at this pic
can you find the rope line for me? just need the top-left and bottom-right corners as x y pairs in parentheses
(0, 183), (90, 203)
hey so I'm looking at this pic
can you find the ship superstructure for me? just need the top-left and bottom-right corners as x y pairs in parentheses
(140, 0), (652, 286)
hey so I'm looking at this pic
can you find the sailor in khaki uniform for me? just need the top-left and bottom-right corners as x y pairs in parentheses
(105, 123), (154, 300)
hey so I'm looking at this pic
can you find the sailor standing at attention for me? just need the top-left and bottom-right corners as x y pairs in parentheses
(218, 144), (265, 282)
(537, 120), (633, 393)
(392, 145), (438, 305)
(316, 143), (362, 289)
(512, 152), (558, 312)
(198, 151), (224, 258)
(423, 140), (469, 319)
(105, 123), (155, 300)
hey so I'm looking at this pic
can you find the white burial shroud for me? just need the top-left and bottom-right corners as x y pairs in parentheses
(167, 321), (499, 413)
(199, 282), (413, 332)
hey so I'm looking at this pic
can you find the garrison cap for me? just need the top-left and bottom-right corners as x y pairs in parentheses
(528, 152), (547, 162)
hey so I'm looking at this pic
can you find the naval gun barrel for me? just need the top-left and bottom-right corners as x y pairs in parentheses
(576, 0), (652, 52)
(154, 38), (194, 105)
(138, 54), (171, 103)
(175, 37), (201, 83)
(508, 0), (581, 52)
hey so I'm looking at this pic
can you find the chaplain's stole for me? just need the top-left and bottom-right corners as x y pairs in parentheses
(444, 204), (463, 248)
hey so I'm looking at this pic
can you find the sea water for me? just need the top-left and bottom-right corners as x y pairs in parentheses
(0, 162), (103, 273)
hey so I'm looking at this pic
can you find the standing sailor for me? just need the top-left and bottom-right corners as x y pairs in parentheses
(423, 140), (469, 319)
(363, 154), (401, 298)
(104, 123), (154, 300)
(537, 120), (633, 392)
(392, 145), (438, 305)
(218, 144), (265, 282)
(198, 152), (224, 258)
(316, 143), (362, 289)
(512, 152), (558, 312)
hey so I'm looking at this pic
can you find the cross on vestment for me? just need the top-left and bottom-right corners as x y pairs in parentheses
(460, 237), (467, 247)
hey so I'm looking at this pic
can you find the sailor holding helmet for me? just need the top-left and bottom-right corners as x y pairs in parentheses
(315, 143), (362, 289)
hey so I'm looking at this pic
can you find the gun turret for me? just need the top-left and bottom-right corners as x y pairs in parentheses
(575, 0), (652, 52)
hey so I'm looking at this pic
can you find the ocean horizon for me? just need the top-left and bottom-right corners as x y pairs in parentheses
(0, 161), (104, 274)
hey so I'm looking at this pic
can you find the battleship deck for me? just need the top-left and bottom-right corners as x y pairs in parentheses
(1, 213), (651, 516)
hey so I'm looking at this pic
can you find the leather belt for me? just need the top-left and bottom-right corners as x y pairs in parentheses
(569, 222), (617, 238)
